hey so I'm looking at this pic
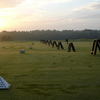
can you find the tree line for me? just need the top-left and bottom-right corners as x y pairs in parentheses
(0, 29), (100, 41)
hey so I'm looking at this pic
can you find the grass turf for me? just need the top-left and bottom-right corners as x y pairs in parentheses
(0, 40), (100, 100)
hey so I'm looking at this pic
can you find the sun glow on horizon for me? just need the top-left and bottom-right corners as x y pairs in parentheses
(0, 0), (100, 31)
(0, 19), (5, 26)
(0, 18), (15, 31)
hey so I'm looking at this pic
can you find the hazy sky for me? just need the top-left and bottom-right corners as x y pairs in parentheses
(0, 0), (100, 31)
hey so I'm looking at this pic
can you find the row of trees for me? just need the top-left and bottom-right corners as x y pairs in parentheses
(0, 29), (100, 41)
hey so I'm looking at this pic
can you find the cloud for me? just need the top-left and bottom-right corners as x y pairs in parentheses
(0, 0), (25, 9)
(22, 0), (72, 6)
(65, 2), (100, 17)
(41, 0), (71, 3)
(79, 13), (100, 19)
(75, 2), (100, 13)
(87, 2), (100, 10)
(28, 0), (72, 3)
(62, 2), (100, 27)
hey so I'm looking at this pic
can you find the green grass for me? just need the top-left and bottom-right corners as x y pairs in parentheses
(0, 40), (100, 100)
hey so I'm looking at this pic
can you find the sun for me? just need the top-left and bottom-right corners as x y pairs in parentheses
(0, 19), (7, 31)
(0, 18), (11, 31)
(0, 19), (4, 27)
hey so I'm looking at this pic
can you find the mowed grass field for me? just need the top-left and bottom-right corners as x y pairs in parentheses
(0, 40), (100, 100)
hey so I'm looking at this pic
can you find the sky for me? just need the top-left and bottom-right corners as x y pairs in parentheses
(0, 0), (100, 31)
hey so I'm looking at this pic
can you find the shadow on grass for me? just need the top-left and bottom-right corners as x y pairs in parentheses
(14, 74), (27, 77)
(67, 85), (90, 90)
(60, 89), (77, 94)
(16, 83), (79, 96)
